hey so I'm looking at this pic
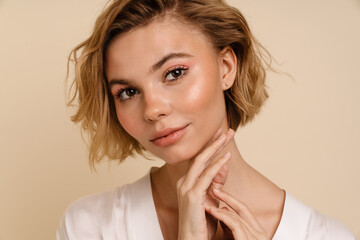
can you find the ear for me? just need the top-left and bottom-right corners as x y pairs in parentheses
(218, 46), (237, 91)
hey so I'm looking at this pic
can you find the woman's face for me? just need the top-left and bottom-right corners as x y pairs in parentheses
(106, 16), (235, 164)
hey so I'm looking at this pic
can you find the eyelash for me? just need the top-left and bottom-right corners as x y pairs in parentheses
(164, 66), (189, 82)
(114, 66), (189, 103)
(114, 87), (138, 103)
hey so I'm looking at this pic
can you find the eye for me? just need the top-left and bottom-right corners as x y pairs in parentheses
(114, 87), (138, 102)
(164, 66), (189, 82)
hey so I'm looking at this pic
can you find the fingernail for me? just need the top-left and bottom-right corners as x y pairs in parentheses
(224, 130), (234, 143)
(219, 153), (230, 166)
(219, 133), (226, 141)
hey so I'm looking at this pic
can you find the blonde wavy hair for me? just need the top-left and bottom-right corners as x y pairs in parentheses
(67, 0), (272, 168)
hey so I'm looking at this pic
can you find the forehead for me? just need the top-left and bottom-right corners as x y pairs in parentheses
(105, 16), (216, 78)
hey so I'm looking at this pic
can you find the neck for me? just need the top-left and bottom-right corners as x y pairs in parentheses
(150, 137), (285, 239)
(151, 138), (254, 209)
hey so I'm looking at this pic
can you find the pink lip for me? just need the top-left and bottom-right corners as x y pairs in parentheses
(150, 124), (189, 147)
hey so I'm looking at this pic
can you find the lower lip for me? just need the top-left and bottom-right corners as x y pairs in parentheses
(151, 125), (188, 147)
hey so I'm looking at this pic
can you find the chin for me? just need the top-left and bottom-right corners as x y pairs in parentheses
(146, 124), (219, 164)
(158, 142), (201, 165)
(161, 154), (191, 165)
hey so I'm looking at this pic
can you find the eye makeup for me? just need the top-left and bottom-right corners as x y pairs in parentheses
(164, 65), (189, 82)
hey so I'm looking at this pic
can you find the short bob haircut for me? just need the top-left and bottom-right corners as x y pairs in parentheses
(67, 0), (272, 168)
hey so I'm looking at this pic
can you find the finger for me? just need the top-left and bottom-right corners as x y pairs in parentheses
(182, 129), (233, 188)
(226, 207), (260, 239)
(207, 164), (228, 203)
(212, 162), (228, 186)
(220, 220), (235, 240)
(192, 152), (231, 194)
(185, 132), (226, 181)
(209, 128), (235, 163)
(201, 128), (234, 158)
(189, 128), (234, 177)
(204, 165), (228, 209)
(211, 207), (259, 239)
(205, 206), (251, 239)
(206, 127), (223, 147)
(212, 188), (263, 232)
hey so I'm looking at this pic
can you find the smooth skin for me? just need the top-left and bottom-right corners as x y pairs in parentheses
(106, 15), (285, 240)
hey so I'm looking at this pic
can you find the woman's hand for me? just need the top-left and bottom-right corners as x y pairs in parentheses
(177, 128), (234, 240)
(205, 188), (269, 240)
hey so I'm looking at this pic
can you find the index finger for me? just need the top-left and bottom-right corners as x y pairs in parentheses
(182, 129), (234, 188)
(212, 188), (263, 232)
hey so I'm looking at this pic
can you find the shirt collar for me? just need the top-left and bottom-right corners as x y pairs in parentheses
(129, 167), (163, 240)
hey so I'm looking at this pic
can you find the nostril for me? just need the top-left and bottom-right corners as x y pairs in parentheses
(143, 93), (171, 121)
(145, 112), (166, 122)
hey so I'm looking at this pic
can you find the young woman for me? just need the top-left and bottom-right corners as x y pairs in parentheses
(57, 0), (355, 239)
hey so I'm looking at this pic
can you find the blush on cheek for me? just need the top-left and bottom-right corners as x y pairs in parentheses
(117, 113), (139, 139)
(183, 77), (220, 110)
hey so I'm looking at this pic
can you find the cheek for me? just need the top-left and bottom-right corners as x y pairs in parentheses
(181, 68), (223, 114)
(116, 105), (142, 139)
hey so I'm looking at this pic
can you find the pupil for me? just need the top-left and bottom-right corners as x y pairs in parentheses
(126, 89), (135, 96)
(172, 70), (181, 78)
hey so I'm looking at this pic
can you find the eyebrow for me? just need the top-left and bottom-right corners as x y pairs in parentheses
(108, 79), (130, 89)
(108, 52), (193, 89)
(151, 52), (193, 72)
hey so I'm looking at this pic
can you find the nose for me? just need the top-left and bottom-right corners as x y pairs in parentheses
(143, 91), (171, 122)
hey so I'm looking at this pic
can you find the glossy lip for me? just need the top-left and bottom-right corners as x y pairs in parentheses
(150, 124), (189, 147)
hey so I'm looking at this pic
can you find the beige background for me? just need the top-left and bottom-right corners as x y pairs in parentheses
(0, 0), (359, 239)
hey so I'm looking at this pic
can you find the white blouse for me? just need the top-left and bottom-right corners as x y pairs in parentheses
(57, 169), (355, 240)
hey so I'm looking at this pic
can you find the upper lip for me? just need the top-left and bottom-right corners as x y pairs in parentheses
(150, 124), (189, 141)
